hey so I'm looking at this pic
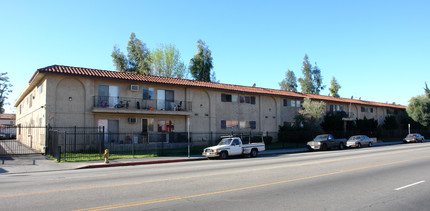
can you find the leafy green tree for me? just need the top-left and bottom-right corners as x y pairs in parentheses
(299, 97), (326, 121)
(189, 40), (213, 82)
(152, 44), (187, 78)
(382, 115), (399, 130)
(356, 117), (378, 133)
(279, 69), (298, 92)
(112, 32), (152, 75)
(298, 54), (325, 94)
(329, 76), (341, 97)
(425, 82), (430, 98)
(320, 111), (344, 131)
(0, 72), (12, 113)
(407, 95), (430, 127)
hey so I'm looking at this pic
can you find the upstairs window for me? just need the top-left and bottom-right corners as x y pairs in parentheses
(221, 94), (232, 102)
(239, 95), (256, 104)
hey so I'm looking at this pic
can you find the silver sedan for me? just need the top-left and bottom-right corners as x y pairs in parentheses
(346, 135), (374, 148)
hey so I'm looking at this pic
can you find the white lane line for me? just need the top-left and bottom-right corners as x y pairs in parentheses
(395, 180), (425, 191)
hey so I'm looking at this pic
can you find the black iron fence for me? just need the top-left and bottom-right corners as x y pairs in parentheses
(44, 127), (277, 162)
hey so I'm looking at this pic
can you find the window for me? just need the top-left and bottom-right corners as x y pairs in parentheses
(158, 120), (174, 132)
(239, 95), (255, 104)
(39, 83), (43, 94)
(221, 120), (226, 129)
(250, 121), (256, 129)
(221, 94), (232, 102)
(283, 99), (300, 107)
(227, 120), (239, 128)
(330, 105), (334, 112)
(222, 120), (256, 130)
(361, 107), (371, 112)
(29, 94), (33, 107)
(142, 87), (155, 100)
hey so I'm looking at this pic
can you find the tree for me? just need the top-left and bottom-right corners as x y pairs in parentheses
(407, 95), (430, 127)
(329, 76), (341, 97)
(425, 82), (430, 98)
(112, 32), (152, 75)
(299, 97), (326, 121)
(0, 72), (12, 113)
(152, 44), (187, 78)
(279, 69), (298, 92)
(298, 54), (325, 94)
(382, 115), (398, 130)
(189, 40), (213, 82)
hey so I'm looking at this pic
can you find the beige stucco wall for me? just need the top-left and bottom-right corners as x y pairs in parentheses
(15, 72), (404, 150)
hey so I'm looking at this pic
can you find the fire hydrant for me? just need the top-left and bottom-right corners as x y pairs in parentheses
(103, 149), (110, 163)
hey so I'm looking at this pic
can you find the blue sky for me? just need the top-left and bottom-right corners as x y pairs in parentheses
(1, 0), (429, 113)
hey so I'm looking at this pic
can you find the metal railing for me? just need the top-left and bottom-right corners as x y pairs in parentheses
(93, 96), (192, 112)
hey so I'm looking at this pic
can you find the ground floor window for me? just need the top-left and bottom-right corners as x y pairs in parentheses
(158, 120), (174, 132)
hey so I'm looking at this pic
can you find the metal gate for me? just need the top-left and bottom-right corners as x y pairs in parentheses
(0, 126), (43, 156)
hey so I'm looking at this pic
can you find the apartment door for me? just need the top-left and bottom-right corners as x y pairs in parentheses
(165, 90), (174, 111)
(157, 90), (165, 110)
(98, 85), (119, 108)
(107, 120), (119, 143)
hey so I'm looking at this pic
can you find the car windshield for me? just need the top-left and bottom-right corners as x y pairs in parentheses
(314, 135), (328, 141)
(218, 138), (233, 145)
(349, 136), (361, 140)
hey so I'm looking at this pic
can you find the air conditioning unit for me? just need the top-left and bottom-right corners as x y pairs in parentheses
(128, 117), (137, 124)
(129, 85), (139, 91)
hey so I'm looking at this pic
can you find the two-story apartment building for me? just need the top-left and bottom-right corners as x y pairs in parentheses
(14, 65), (406, 152)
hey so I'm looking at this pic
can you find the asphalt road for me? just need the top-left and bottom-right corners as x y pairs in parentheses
(1, 143), (430, 211)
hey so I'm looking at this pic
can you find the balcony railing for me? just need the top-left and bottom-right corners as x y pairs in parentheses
(93, 96), (192, 112)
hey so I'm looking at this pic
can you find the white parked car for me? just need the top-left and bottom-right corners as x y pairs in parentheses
(202, 137), (265, 159)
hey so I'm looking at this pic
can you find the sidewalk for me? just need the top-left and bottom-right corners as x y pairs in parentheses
(0, 141), (403, 174)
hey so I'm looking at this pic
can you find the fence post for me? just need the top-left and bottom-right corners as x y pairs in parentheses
(57, 146), (61, 162)
(132, 137), (135, 158)
(64, 131), (67, 162)
(74, 126), (77, 153)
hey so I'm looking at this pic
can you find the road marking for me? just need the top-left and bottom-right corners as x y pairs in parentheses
(0, 149), (427, 199)
(75, 156), (430, 211)
(395, 180), (425, 191)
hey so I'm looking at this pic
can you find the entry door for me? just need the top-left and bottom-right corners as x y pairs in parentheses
(108, 120), (119, 143)
(109, 86), (119, 108)
(165, 90), (174, 111)
(157, 90), (165, 110)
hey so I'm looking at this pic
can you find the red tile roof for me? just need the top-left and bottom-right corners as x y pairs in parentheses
(0, 114), (16, 120)
(31, 65), (406, 109)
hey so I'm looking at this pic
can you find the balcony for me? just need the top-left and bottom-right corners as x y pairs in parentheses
(92, 96), (192, 115)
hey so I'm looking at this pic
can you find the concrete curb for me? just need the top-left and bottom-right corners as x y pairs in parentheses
(78, 157), (207, 169)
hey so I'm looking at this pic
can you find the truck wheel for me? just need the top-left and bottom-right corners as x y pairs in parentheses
(339, 143), (345, 150)
(219, 151), (228, 159)
(250, 149), (258, 157)
(321, 144), (328, 151)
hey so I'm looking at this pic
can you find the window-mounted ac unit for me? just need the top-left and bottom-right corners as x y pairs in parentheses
(129, 85), (139, 91)
(128, 117), (137, 124)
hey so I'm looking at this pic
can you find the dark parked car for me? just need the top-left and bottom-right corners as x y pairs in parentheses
(403, 133), (425, 143)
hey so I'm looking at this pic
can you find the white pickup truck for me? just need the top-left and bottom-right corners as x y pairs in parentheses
(202, 137), (266, 159)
